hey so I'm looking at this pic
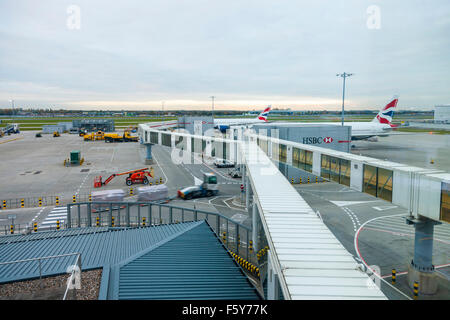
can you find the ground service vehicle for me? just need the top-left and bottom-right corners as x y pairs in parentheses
(84, 131), (105, 141)
(53, 131), (60, 137)
(1, 124), (20, 135)
(178, 173), (218, 200)
(94, 167), (155, 188)
(104, 131), (139, 143)
(214, 159), (235, 168)
(229, 168), (242, 178)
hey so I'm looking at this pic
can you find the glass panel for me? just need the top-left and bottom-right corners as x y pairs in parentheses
(321, 155), (330, 179)
(304, 150), (313, 173)
(292, 147), (301, 169)
(260, 140), (268, 154)
(339, 159), (351, 186)
(161, 133), (171, 147)
(363, 165), (377, 197)
(330, 156), (340, 183)
(279, 144), (287, 163)
(223, 142), (227, 160)
(150, 132), (158, 144)
(377, 168), (393, 202)
(441, 182), (450, 223)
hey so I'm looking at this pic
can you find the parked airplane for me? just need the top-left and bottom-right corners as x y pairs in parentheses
(292, 97), (399, 140)
(214, 106), (272, 133)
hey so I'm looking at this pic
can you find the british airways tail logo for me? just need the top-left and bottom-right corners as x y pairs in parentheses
(376, 98), (397, 126)
(257, 106), (271, 122)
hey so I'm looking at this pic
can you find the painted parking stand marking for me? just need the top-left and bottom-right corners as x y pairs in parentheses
(31, 207), (46, 223)
(373, 205), (398, 211)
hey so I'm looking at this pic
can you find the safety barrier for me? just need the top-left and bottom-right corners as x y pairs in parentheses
(64, 201), (254, 262)
(229, 251), (260, 278)
(0, 196), (59, 210)
(289, 176), (325, 184)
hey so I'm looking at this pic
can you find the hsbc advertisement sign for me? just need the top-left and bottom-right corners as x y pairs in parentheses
(302, 136), (334, 144)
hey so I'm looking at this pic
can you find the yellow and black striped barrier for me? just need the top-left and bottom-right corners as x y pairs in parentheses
(413, 281), (419, 300)
(149, 182), (152, 186)
(299, 178), (302, 184)
(256, 245), (269, 261)
(56, 220), (60, 230)
(237, 235), (240, 248)
(33, 222), (38, 232)
(129, 188), (134, 196)
(20, 199), (24, 208)
(38, 198), (42, 207)
(230, 251), (260, 278)
(222, 231), (227, 244)
(160, 177), (163, 184)
(2, 200), (6, 210)
(391, 269), (396, 285)
(96, 217), (100, 227)
(307, 177), (310, 184)
(89, 194), (92, 202)
(315, 176), (318, 183)
(56, 196), (60, 206)
(72, 195), (76, 203)
(155, 180), (159, 185)
(249, 240), (253, 253)
(142, 217), (146, 226)
(111, 216), (115, 227)
(10, 225), (14, 234)
(291, 178), (294, 184)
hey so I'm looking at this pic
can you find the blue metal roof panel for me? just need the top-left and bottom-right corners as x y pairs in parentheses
(0, 222), (202, 283)
(111, 222), (261, 300)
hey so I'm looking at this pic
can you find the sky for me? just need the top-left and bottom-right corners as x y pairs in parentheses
(0, 0), (449, 111)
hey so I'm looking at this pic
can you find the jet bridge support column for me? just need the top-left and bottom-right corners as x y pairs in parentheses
(406, 216), (441, 294)
(144, 143), (154, 164)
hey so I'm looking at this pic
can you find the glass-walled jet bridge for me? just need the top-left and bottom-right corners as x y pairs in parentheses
(138, 122), (449, 299)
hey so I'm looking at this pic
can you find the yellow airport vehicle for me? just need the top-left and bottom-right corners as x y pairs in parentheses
(53, 131), (60, 137)
(83, 131), (105, 141)
(104, 131), (139, 143)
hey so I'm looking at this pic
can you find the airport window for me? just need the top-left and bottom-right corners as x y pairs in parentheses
(279, 144), (287, 163)
(440, 182), (450, 223)
(377, 168), (393, 202)
(260, 139), (268, 154)
(363, 165), (377, 197)
(339, 159), (351, 186)
(321, 155), (331, 180)
(292, 147), (301, 169)
(150, 132), (158, 144)
(304, 150), (313, 173)
(223, 142), (228, 160)
(330, 157), (340, 183)
(161, 133), (171, 147)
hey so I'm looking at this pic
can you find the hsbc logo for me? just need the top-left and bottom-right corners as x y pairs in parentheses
(302, 137), (334, 144)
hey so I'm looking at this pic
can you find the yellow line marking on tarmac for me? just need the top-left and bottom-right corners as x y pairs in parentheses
(0, 137), (22, 144)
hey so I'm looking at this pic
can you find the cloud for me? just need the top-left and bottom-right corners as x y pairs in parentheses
(0, 0), (449, 110)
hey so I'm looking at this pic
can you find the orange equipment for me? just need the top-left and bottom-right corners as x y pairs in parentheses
(93, 167), (155, 188)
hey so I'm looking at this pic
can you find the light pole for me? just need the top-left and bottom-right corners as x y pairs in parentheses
(9, 99), (14, 116)
(336, 73), (353, 126)
(210, 96), (215, 120)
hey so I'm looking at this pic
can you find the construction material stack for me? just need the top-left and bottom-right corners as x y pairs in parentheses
(137, 185), (169, 202)
(91, 189), (125, 210)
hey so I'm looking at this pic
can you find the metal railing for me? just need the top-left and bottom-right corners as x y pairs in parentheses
(0, 252), (81, 299)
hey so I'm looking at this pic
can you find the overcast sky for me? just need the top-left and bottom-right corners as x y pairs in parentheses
(0, 0), (449, 111)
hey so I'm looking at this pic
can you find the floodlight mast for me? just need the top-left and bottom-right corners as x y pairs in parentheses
(336, 72), (353, 126)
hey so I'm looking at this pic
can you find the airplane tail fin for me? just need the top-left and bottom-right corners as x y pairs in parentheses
(257, 105), (271, 122)
(372, 96), (398, 127)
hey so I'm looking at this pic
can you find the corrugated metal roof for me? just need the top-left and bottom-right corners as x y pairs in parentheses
(242, 143), (387, 300)
(0, 222), (201, 283)
(0, 227), (111, 245)
(103, 221), (261, 300)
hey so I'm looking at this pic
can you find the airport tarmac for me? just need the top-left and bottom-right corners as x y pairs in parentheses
(0, 131), (247, 232)
(294, 182), (450, 299)
(351, 132), (450, 171)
